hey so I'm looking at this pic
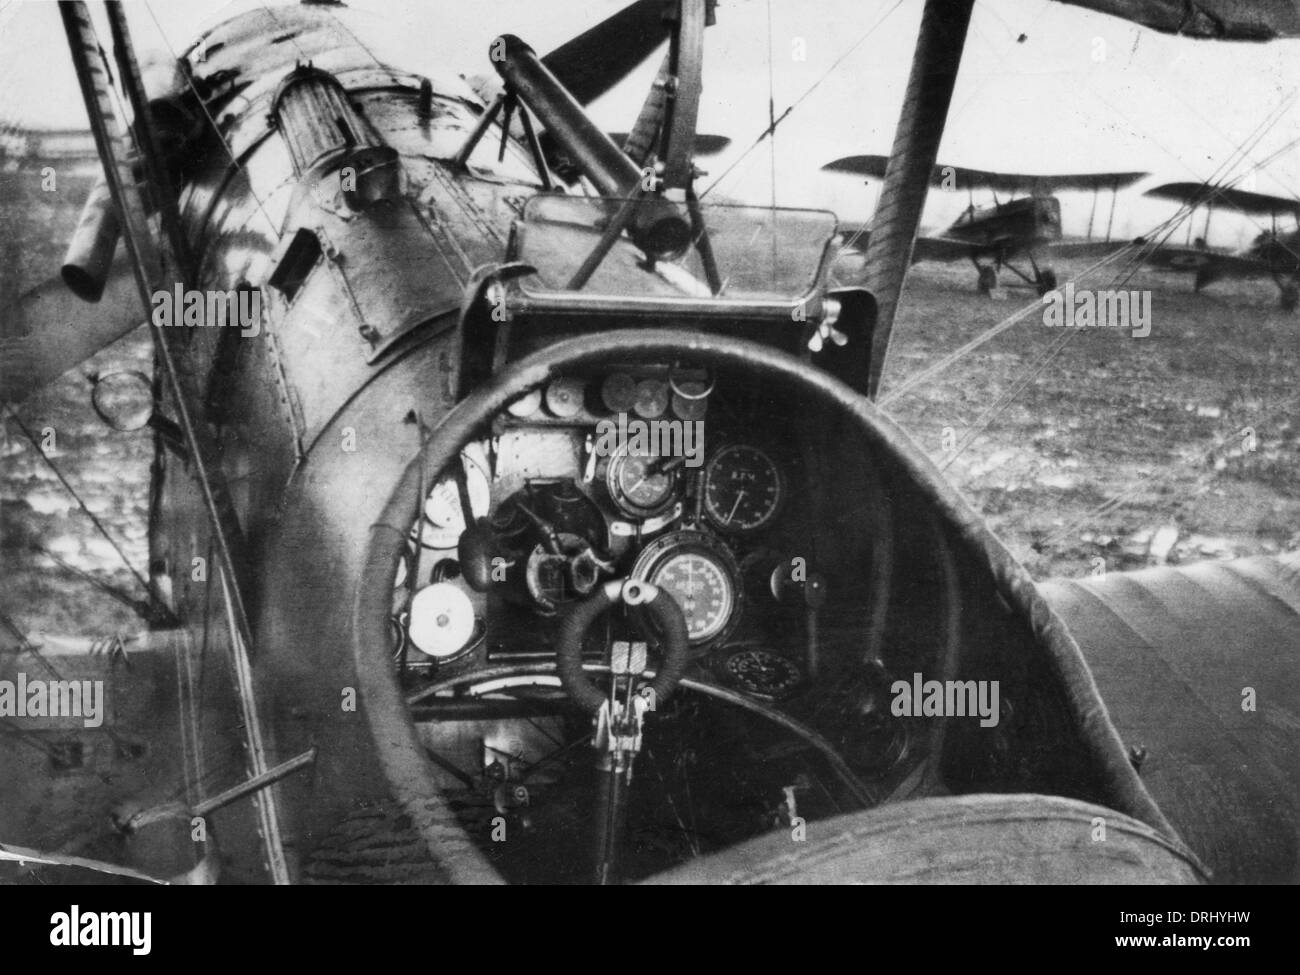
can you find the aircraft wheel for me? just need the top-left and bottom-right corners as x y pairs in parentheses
(1036, 268), (1058, 296)
(977, 266), (997, 295)
(1281, 283), (1299, 312)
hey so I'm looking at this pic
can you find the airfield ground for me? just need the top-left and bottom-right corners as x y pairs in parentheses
(882, 259), (1300, 579)
(2, 238), (1298, 638)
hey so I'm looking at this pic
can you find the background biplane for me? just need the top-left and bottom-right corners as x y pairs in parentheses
(824, 153), (1148, 295)
(1141, 180), (1300, 308)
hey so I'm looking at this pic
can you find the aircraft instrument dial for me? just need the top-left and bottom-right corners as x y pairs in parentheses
(605, 450), (680, 518)
(632, 530), (741, 646)
(420, 461), (491, 549)
(703, 443), (784, 533)
(720, 647), (805, 701)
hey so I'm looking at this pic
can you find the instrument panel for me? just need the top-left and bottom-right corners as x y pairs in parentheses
(392, 366), (813, 702)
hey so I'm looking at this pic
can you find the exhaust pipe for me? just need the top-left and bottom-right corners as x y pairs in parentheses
(493, 34), (691, 258)
(61, 177), (120, 303)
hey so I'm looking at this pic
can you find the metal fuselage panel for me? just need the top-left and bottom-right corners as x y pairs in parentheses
(150, 6), (550, 878)
(942, 195), (1062, 256)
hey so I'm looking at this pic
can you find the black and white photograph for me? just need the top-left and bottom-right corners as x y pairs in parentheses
(0, 0), (1296, 908)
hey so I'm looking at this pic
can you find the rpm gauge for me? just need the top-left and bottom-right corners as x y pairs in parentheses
(702, 443), (784, 533)
(632, 530), (741, 647)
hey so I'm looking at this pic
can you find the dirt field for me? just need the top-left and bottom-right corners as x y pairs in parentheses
(882, 258), (1300, 579)
(2, 188), (1297, 638)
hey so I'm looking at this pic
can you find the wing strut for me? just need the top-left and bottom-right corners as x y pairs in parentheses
(859, 0), (975, 399)
(60, 0), (289, 884)
(62, 1), (252, 638)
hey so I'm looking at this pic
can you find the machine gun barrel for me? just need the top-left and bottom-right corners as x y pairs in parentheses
(493, 33), (690, 259)
(493, 33), (640, 198)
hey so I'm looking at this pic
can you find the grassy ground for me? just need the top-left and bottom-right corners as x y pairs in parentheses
(880, 258), (1300, 579)
(1, 165), (152, 637)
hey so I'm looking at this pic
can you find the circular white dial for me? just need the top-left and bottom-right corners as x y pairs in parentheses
(420, 461), (491, 548)
(407, 583), (477, 659)
(650, 551), (735, 643)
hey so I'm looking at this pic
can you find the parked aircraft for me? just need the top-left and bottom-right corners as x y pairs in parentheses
(824, 154), (1148, 295)
(1141, 181), (1300, 309)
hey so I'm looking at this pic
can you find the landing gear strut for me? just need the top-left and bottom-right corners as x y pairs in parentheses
(977, 251), (1057, 297)
(1027, 252), (1056, 296)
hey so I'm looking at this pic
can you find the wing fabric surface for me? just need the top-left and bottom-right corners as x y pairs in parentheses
(1040, 554), (1300, 883)
(1146, 182), (1300, 217)
(1054, 1), (1300, 40)
(0, 263), (141, 404)
(824, 155), (1148, 194)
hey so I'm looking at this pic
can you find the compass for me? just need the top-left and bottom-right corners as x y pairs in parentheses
(719, 647), (805, 701)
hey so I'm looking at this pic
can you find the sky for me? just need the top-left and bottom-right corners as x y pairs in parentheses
(1, 0), (1298, 249)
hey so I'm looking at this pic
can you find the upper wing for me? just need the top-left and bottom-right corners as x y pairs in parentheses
(823, 155), (1148, 194)
(1053, 0), (1300, 40)
(1145, 182), (1300, 218)
(1040, 553), (1300, 883)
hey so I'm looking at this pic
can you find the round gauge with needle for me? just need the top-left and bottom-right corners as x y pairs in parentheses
(719, 647), (805, 701)
(632, 530), (741, 647)
(702, 444), (784, 534)
(420, 460), (491, 549)
(605, 449), (681, 518)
